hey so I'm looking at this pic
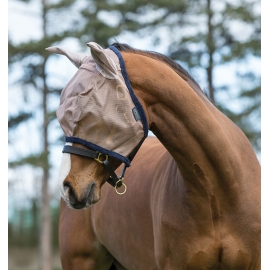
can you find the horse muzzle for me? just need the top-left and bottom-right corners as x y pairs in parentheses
(61, 181), (100, 209)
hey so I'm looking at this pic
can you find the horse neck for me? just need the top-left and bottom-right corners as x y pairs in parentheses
(123, 52), (260, 199)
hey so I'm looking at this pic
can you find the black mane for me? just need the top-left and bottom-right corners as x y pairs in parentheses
(111, 42), (204, 94)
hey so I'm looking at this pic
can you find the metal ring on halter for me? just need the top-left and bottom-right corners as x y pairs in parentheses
(94, 153), (108, 164)
(114, 179), (127, 195)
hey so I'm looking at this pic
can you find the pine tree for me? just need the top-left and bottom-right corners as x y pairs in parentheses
(72, 0), (191, 47)
(9, 0), (80, 269)
(167, 0), (261, 152)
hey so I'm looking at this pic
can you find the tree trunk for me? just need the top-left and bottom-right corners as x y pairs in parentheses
(40, 0), (52, 269)
(40, 168), (51, 270)
(40, 57), (51, 269)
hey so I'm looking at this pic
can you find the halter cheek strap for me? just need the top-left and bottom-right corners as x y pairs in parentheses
(62, 145), (127, 194)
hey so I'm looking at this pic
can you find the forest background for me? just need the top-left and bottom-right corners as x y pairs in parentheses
(7, 0), (265, 269)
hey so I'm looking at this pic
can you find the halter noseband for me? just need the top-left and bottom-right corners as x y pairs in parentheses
(62, 145), (127, 195)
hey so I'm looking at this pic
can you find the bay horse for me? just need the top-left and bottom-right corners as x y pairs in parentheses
(46, 42), (261, 269)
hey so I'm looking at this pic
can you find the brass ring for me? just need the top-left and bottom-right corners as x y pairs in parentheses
(94, 153), (108, 164)
(114, 180), (127, 195)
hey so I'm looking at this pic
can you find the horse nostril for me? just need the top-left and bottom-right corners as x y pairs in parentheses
(63, 183), (69, 195)
(63, 182), (77, 205)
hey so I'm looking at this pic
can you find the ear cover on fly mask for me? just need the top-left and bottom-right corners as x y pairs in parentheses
(87, 42), (118, 79)
(45, 46), (88, 68)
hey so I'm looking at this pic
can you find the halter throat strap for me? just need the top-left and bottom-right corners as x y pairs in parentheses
(62, 145), (126, 189)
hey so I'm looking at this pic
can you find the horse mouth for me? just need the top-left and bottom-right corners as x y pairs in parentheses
(85, 183), (99, 207)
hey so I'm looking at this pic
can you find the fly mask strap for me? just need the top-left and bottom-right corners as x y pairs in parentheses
(62, 145), (127, 195)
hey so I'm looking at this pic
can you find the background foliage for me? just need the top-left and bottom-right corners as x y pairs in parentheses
(8, 0), (260, 269)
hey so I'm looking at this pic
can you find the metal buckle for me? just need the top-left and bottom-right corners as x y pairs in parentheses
(94, 153), (109, 164)
(114, 179), (127, 195)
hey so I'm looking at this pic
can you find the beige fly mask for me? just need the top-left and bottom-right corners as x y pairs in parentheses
(46, 42), (148, 189)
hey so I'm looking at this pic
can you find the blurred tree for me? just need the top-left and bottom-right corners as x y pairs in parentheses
(74, 0), (191, 47)
(167, 0), (261, 152)
(8, 0), (81, 269)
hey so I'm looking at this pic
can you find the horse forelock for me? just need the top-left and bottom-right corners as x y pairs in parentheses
(111, 42), (207, 98)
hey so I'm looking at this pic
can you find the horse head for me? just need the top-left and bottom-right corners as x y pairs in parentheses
(46, 42), (148, 209)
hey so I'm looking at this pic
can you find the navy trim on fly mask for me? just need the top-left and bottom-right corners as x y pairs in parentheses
(109, 45), (149, 138)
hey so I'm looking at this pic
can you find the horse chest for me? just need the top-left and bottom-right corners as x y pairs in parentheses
(150, 192), (219, 269)
(149, 178), (244, 269)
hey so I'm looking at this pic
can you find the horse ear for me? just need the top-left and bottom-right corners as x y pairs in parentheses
(87, 42), (118, 79)
(45, 46), (88, 68)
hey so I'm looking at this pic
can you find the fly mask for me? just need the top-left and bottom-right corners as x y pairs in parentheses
(46, 42), (148, 194)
